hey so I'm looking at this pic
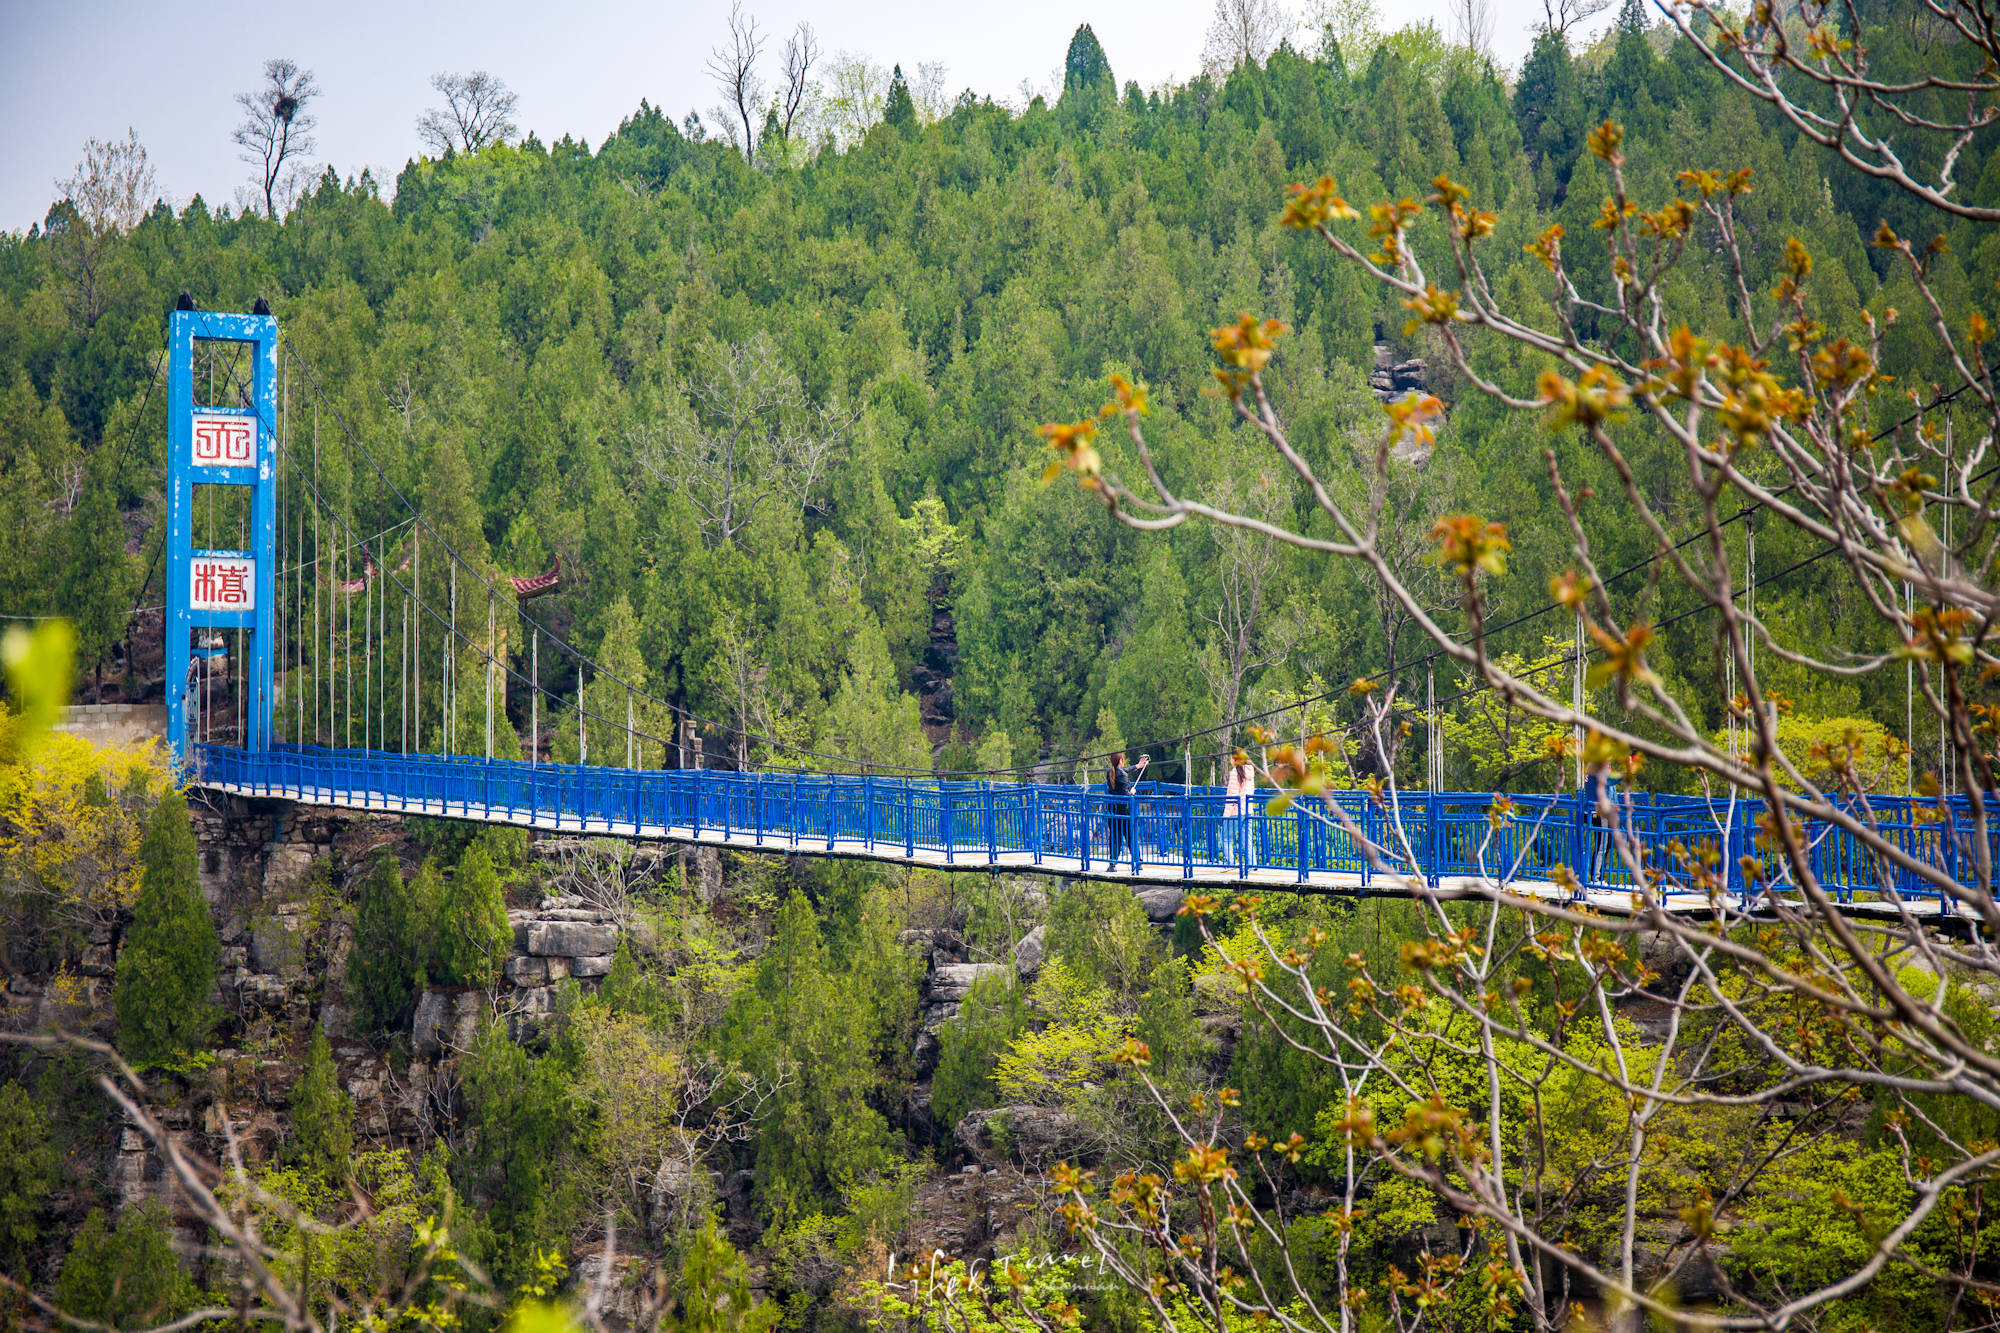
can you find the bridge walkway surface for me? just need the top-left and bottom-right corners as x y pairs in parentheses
(186, 744), (1985, 925)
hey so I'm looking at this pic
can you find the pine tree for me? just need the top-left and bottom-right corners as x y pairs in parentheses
(1060, 24), (1116, 119)
(113, 790), (219, 1069)
(60, 453), (133, 692)
(1064, 24), (1114, 95)
(1513, 27), (1587, 197)
(54, 1204), (195, 1330)
(285, 1027), (354, 1182)
(673, 1220), (780, 1333)
(882, 66), (917, 132)
(1604, 0), (1659, 124)
(348, 853), (426, 1032)
(0, 1081), (55, 1273)
(557, 593), (662, 765)
(1135, 956), (1208, 1073)
(429, 843), (510, 989)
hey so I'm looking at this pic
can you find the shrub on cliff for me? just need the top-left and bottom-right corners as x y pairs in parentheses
(112, 789), (218, 1069)
(428, 843), (510, 989)
(54, 1203), (196, 1329)
(932, 969), (1028, 1132)
(285, 1026), (354, 1182)
(348, 852), (426, 1032)
(0, 1079), (55, 1274)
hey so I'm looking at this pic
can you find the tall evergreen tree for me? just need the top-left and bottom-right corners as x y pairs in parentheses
(0, 1081), (55, 1274)
(348, 852), (426, 1032)
(460, 1021), (571, 1287)
(60, 452), (134, 693)
(285, 1026), (354, 1182)
(54, 1204), (195, 1330)
(1605, 0), (1660, 125)
(672, 1221), (780, 1333)
(1513, 27), (1588, 199)
(113, 790), (219, 1068)
(882, 66), (917, 132)
(1060, 24), (1116, 120)
(717, 891), (898, 1222)
(428, 843), (510, 989)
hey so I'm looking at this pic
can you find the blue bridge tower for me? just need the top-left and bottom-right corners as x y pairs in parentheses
(164, 307), (279, 765)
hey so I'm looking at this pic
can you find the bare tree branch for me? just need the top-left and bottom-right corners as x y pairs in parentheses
(232, 58), (319, 221)
(706, 1), (766, 167)
(417, 71), (519, 156)
(779, 23), (820, 147)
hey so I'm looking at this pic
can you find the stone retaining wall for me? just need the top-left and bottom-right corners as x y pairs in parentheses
(54, 703), (168, 748)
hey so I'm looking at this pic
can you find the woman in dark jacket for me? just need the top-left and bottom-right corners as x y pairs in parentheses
(1105, 751), (1148, 869)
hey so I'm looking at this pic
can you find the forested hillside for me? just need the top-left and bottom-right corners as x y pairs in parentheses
(6, 2), (2000, 1329)
(4, 1), (1983, 786)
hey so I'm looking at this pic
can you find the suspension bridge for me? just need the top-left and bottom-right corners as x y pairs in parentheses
(162, 303), (1989, 919)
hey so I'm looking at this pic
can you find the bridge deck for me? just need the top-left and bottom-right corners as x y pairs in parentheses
(189, 744), (1976, 925)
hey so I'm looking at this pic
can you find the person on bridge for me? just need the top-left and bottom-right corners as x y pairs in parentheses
(1580, 766), (1617, 890)
(1105, 751), (1147, 869)
(1224, 751), (1255, 867)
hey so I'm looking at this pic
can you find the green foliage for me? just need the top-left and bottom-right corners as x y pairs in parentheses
(670, 1221), (780, 1332)
(0, 619), (77, 759)
(882, 66), (917, 132)
(564, 1000), (691, 1226)
(5, 20), (1993, 1324)
(0, 724), (165, 964)
(0, 9), (1971, 788)
(1046, 879), (1160, 1003)
(348, 852), (426, 1033)
(993, 961), (1126, 1108)
(1442, 637), (1597, 791)
(814, 618), (930, 772)
(1061, 24), (1118, 123)
(429, 843), (511, 989)
(1063, 24), (1115, 97)
(460, 1020), (576, 1289)
(1134, 955), (1208, 1074)
(598, 936), (665, 1021)
(113, 789), (219, 1068)
(933, 968), (1030, 1131)
(54, 1203), (197, 1330)
(223, 1147), (450, 1323)
(716, 889), (916, 1223)
(903, 494), (965, 608)
(287, 1026), (356, 1182)
(1729, 1139), (1967, 1331)
(61, 455), (135, 675)
(0, 1080), (55, 1273)
(1222, 900), (1408, 1157)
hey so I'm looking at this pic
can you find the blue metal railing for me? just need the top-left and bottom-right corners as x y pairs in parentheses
(190, 744), (1993, 908)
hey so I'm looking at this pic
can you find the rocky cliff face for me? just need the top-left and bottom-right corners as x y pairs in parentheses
(3, 797), (1102, 1281)
(1, 797), (652, 1225)
(8, 789), (1333, 1320)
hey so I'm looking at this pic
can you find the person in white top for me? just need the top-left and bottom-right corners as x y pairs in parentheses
(1224, 753), (1255, 867)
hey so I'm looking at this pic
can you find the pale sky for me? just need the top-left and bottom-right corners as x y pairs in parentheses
(0, 0), (1604, 235)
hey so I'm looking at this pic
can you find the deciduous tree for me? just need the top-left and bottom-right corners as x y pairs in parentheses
(631, 337), (851, 549)
(1203, 0), (1292, 78)
(706, 1), (766, 167)
(48, 130), (154, 331)
(233, 58), (319, 219)
(416, 71), (519, 156)
(1038, 3), (2000, 1325)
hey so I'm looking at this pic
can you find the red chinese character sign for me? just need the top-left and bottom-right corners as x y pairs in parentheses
(190, 413), (256, 469)
(190, 556), (255, 611)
